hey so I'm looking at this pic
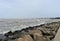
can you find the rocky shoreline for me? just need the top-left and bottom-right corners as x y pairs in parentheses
(0, 21), (60, 41)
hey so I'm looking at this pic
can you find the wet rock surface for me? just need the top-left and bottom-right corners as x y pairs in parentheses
(0, 21), (60, 41)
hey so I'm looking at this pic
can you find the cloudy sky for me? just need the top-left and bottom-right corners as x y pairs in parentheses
(0, 0), (60, 18)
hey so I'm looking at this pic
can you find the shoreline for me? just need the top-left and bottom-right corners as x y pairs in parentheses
(0, 21), (59, 41)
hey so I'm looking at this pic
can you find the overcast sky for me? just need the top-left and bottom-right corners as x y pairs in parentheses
(0, 0), (60, 18)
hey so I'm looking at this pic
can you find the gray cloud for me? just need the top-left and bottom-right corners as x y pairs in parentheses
(0, 0), (60, 18)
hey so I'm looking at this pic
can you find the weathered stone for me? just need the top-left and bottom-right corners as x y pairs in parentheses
(28, 30), (44, 41)
(14, 35), (33, 41)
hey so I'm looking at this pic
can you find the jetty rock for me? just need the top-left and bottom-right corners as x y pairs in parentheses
(1, 21), (60, 41)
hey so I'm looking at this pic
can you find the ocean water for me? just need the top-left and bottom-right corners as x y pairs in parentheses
(0, 19), (60, 34)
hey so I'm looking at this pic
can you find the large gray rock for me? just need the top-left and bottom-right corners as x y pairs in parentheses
(0, 34), (7, 41)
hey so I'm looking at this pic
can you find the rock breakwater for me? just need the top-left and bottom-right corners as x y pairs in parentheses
(0, 21), (60, 41)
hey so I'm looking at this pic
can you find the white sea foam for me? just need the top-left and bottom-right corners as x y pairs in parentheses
(0, 22), (45, 34)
